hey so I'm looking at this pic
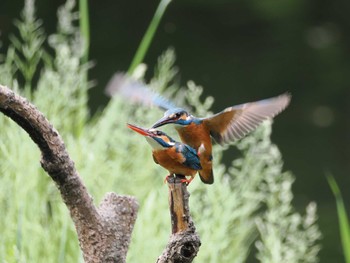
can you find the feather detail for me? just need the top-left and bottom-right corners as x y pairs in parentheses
(176, 143), (202, 170)
(199, 168), (214, 184)
(152, 146), (200, 177)
(105, 72), (177, 111)
(205, 93), (291, 145)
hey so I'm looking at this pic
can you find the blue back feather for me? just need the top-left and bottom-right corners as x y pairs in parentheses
(176, 143), (202, 170)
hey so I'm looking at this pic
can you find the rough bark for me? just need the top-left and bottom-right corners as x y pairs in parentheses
(156, 175), (201, 263)
(0, 85), (138, 263)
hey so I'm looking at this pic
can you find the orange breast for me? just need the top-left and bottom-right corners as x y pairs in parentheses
(152, 148), (198, 176)
(177, 123), (212, 159)
(177, 123), (210, 149)
(177, 123), (213, 173)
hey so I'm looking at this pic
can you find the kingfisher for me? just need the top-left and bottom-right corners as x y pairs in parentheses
(127, 123), (202, 184)
(106, 73), (291, 184)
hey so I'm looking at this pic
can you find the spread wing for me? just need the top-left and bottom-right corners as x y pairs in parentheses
(176, 144), (202, 170)
(105, 72), (178, 111)
(204, 93), (291, 145)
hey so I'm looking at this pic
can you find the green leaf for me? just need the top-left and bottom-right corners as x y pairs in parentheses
(128, 0), (172, 74)
(327, 175), (350, 263)
(79, 0), (90, 64)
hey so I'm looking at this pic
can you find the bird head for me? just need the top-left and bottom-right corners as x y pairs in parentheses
(127, 123), (175, 150)
(152, 108), (193, 128)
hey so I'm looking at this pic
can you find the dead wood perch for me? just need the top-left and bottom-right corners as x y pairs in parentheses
(0, 85), (138, 263)
(156, 175), (201, 263)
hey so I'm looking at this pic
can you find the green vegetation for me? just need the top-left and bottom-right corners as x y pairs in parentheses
(327, 175), (350, 263)
(79, 0), (90, 64)
(0, 0), (321, 262)
(128, 0), (172, 74)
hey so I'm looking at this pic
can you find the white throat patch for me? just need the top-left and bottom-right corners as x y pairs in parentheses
(145, 137), (165, 150)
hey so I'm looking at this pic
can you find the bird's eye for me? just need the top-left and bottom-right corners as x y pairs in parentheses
(156, 131), (162, 136)
(175, 112), (181, 118)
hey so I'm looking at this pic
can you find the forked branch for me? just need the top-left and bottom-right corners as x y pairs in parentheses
(0, 85), (138, 263)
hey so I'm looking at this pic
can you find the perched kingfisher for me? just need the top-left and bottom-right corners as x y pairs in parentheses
(127, 123), (202, 184)
(106, 73), (291, 184)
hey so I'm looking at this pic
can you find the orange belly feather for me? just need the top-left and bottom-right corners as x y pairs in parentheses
(152, 147), (198, 177)
(176, 123), (214, 184)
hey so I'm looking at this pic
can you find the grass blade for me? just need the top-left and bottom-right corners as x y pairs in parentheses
(128, 0), (172, 74)
(327, 175), (350, 263)
(58, 216), (69, 263)
(79, 0), (90, 64)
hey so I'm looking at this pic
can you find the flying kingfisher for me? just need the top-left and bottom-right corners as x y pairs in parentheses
(127, 123), (202, 184)
(107, 73), (291, 184)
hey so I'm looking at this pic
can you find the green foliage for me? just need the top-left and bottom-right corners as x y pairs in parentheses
(79, 0), (90, 64)
(254, 135), (321, 263)
(9, 0), (47, 93)
(327, 175), (350, 263)
(0, 0), (321, 262)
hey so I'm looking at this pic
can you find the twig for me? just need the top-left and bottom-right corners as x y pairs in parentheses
(156, 175), (201, 263)
(0, 85), (138, 263)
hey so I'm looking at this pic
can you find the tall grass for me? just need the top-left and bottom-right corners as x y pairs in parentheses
(327, 175), (350, 263)
(128, 0), (172, 74)
(0, 0), (321, 262)
(79, 0), (90, 64)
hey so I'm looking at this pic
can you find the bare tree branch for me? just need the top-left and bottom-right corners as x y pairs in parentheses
(0, 85), (138, 263)
(157, 176), (201, 263)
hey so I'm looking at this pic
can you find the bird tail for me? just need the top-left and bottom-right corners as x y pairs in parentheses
(199, 169), (214, 184)
(197, 143), (214, 184)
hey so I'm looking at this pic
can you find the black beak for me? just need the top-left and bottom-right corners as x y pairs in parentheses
(152, 115), (174, 128)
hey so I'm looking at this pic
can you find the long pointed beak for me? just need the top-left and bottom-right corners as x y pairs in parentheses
(127, 123), (152, 136)
(152, 116), (173, 128)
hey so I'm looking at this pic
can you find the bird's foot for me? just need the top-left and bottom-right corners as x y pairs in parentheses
(164, 174), (173, 184)
(180, 177), (193, 186)
(165, 174), (192, 185)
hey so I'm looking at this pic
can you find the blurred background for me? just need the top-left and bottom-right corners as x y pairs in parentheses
(1, 0), (349, 261)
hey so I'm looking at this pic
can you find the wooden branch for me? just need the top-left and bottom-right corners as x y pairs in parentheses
(0, 85), (138, 263)
(156, 175), (201, 263)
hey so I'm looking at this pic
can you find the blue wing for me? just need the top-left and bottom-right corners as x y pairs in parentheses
(176, 143), (202, 170)
(105, 72), (178, 111)
(204, 93), (291, 145)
